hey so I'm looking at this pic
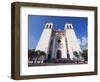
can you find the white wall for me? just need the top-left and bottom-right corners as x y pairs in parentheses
(65, 28), (82, 60)
(36, 28), (52, 55)
(0, 0), (100, 82)
(52, 32), (67, 59)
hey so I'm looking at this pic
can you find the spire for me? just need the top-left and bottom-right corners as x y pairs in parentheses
(64, 23), (73, 30)
(45, 22), (53, 29)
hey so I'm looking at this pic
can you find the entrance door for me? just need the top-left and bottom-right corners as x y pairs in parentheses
(56, 50), (62, 59)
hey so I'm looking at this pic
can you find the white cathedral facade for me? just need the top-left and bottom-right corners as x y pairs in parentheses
(36, 22), (84, 62)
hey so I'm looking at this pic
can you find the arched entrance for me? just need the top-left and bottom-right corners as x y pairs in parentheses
(56, 50), (62, 59)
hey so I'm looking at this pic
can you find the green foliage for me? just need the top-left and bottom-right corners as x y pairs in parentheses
(40, 51), (46, 56)
(28, 49), (35, 58)
(81, 49), (88, 61)
(73, 51), (79, 58)
(35, 50), (42, 57)
(28, 49), (46, 59)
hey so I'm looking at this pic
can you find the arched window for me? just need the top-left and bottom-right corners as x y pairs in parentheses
(56, 50), (62, 59)
(46, 24), (49, 28)
(70, 25), (72, 29)
(67, 53), (70, 59)
(67, 25), (69, 29)
(48, 54), (51, 59)
(49, 25), (51, 28)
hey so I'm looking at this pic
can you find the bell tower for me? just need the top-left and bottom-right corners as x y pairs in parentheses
(36, 22), (84, 61)
(36, 23), (53, 58)
(65, 23), (83, 60)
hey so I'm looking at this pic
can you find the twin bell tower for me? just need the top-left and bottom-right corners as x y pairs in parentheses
(36, 22), (84, 62)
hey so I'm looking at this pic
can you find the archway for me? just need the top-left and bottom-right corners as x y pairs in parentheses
(56, 50), (62, 59)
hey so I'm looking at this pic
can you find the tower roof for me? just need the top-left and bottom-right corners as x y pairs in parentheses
(65, 23), (73, 29)
(45, 22), (53, 29)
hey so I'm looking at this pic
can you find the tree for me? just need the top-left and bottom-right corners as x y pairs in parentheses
(81, 49), (88, 61)
(28, 49), (46, 64)
(28, 50), (32, 58)
(73, 51), (79, 58)
(40, 51), (46, 56)
(28, 49), (35, 60)
(35, 50), (41, 57)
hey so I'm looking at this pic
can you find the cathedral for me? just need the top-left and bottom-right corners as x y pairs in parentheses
(36, 22), (84, 62)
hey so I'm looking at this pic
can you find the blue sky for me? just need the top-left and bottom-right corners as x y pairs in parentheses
(28, 15), (88, 49)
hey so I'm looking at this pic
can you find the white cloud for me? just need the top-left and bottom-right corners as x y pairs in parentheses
(78, 36), (88, 50)
(78, 38), (81, 45)
(81, 37), (88, 46)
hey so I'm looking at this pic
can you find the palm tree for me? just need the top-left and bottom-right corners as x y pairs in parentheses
(81, 49), (88, 61)
(73, 51), (79, 58)
(28, 49), (46, 64)
(28, 50), (32, 59)
(73, 51), (80, 63)
(40, 51), (46, 56)
(35, 50), (41, 63)
(28, 49), (35, 60)
(35, 50), (46, 64)
(40, 51), (46, 63)
(35, 50), (41, 57)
